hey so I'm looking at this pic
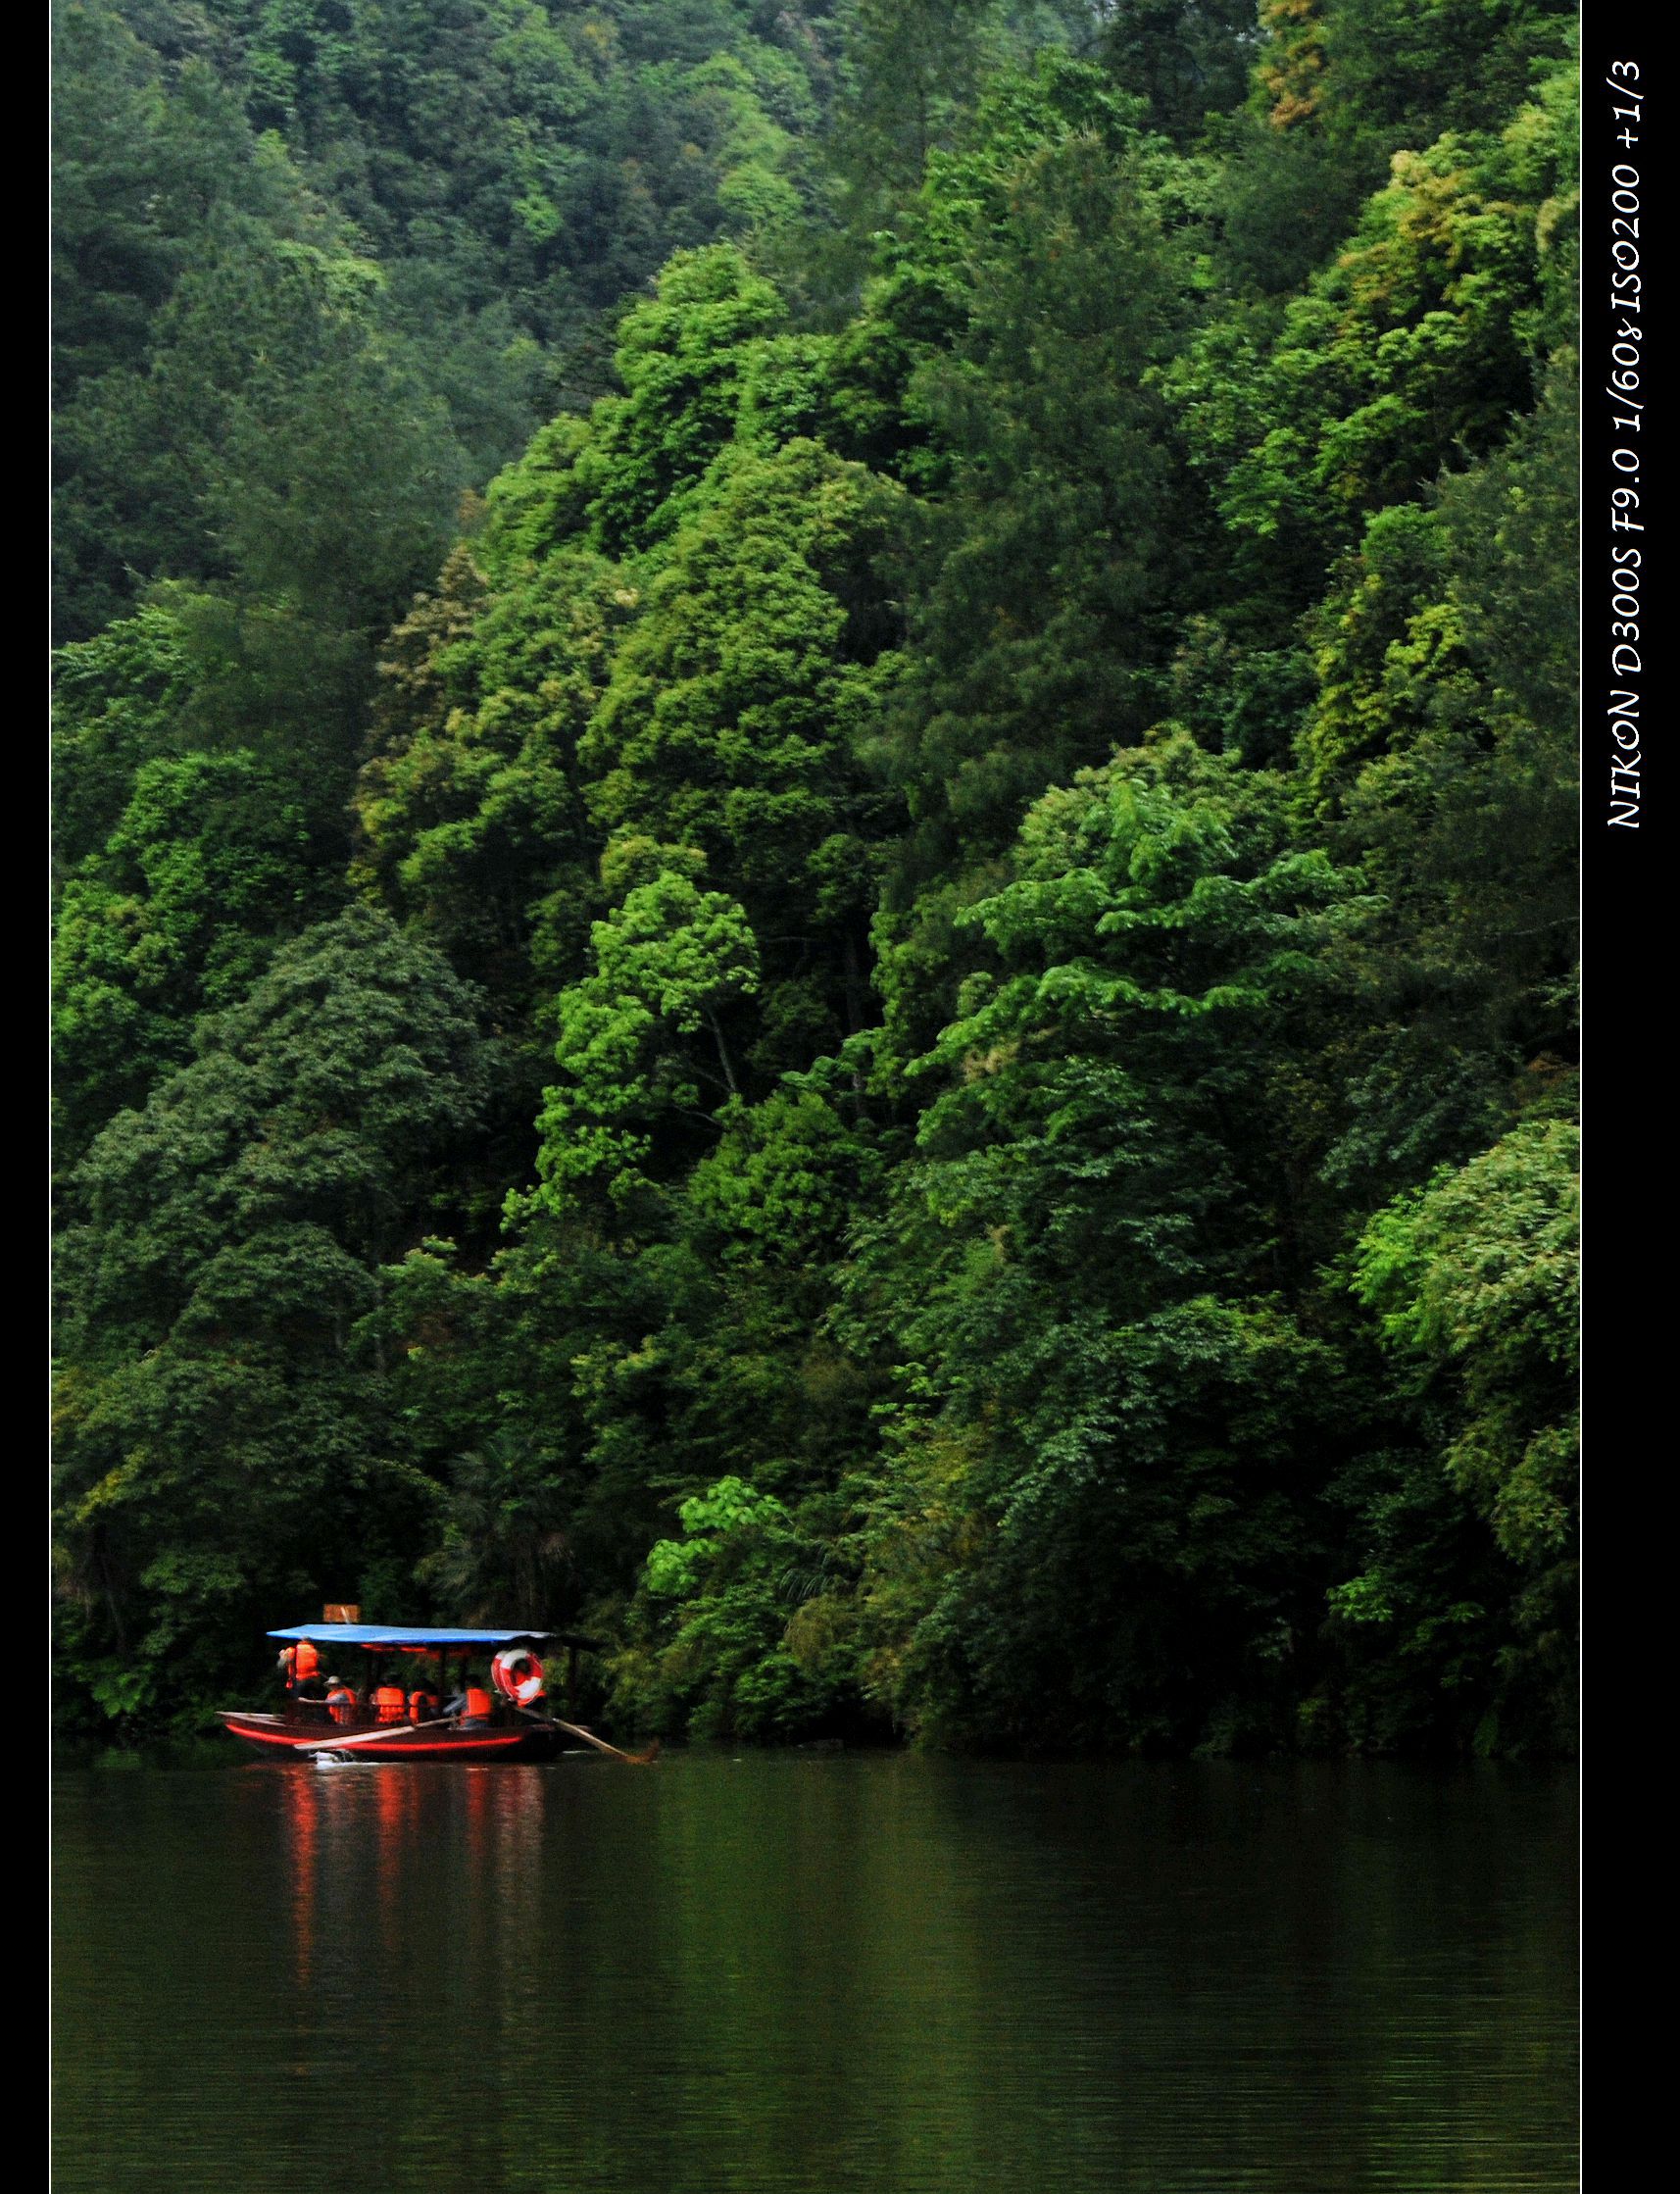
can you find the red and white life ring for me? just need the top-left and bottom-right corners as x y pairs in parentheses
(491, 1648), (545, 1707)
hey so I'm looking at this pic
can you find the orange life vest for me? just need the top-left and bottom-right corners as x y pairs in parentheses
(464, 1686), (494, 1721)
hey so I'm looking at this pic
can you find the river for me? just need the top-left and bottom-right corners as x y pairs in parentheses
(52, 1753), (1576, 2193)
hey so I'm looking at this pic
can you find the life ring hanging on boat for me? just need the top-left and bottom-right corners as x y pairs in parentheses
(491, 1648), (546, 1707)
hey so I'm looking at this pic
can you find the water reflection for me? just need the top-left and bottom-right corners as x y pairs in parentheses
(54, 1758), (1576, 2194)
(281, 1766), (319, 1990)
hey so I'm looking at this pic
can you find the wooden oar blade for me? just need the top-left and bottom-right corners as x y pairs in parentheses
(546, 1713), (659, 1766)
(294, 1714), (461, 1752)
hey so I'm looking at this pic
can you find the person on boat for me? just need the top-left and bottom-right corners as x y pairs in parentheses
(408, 1686), (440, 1722)
(325, 1678), (356, 1726)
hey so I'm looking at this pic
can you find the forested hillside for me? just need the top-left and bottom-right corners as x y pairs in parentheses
(54, 0), (1579, 1755)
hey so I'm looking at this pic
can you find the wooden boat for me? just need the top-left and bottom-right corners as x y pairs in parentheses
(220, 1621), (603, 1764)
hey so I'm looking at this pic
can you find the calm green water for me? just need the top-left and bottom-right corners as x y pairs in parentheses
(53, 1756), (1575, 2194)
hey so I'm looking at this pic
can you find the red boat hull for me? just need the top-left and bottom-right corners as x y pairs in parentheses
(220, 1711), (564, 1763)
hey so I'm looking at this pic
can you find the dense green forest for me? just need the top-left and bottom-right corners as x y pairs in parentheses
(54, 0), (1579, 1755)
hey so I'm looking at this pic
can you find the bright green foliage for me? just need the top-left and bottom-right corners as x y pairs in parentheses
(1298, 503), (1460, 804)
(574, 246), (790, 553)
(582, 436), (907, 1071)
(52, 608), (196, 871)
(1343, 1111), (1577, 1747)
(54, 751), (314, 1163)
(687, 1089), (863, 1268)
(584, 439), (903, 881)
(1353, 1115), (1578, 1572)
(353, 279), (912, 1084)
(1172, 131), (1545, 548)
(619, 1474), (860, 1739)
(526, 867), (762, 1220)
(348, 256), (903, 988)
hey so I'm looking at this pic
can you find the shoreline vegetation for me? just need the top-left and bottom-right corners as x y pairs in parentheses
(53, 0), (1579, 1760)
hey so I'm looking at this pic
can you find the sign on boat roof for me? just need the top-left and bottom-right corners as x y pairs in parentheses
(268, 1623), (598, 1650)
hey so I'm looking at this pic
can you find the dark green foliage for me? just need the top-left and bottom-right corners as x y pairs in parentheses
(1094, 0), (1260, 145)
(55, 908), (487, 1726)
(220, 0), (834, 378)
(417, 1428), (578, 1627)
(889, 126), (1189, 851)
(838, 735), (1361, 1748)
(1309, 368), (1579, 1201)
(55, 0), (1578, 1754)
(55, 3), (464, 643)
(53, 0), (843, 642)
(830, 0), (1007, 207)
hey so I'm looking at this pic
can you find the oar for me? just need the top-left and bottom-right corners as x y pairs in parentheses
(524, 1708), (659, 1766)
(294, 1712), (461, 1754)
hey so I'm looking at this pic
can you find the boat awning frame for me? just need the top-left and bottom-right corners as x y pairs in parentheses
(268, 1623), (603, 1651)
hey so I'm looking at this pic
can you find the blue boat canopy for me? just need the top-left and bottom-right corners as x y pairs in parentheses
(268, 1623), (597, 1650)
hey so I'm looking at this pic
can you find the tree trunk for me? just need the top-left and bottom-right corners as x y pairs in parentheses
(704, 1006), (741, 1098)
